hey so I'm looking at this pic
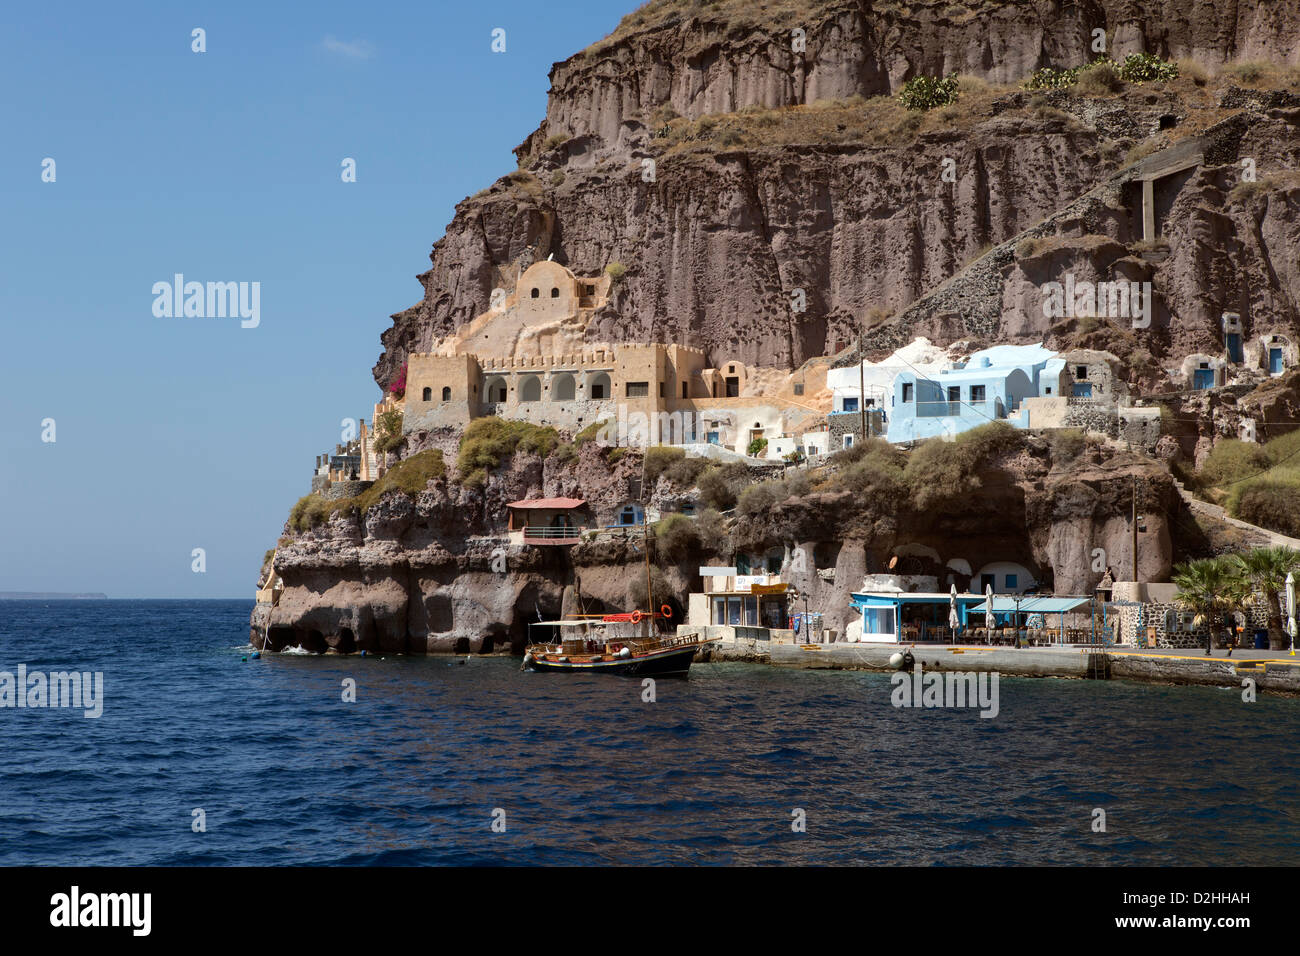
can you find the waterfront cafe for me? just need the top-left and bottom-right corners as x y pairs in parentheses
(849, 588), (1100, 644)
(694, 567), (791, 630)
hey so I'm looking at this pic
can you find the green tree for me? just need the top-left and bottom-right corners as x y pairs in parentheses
(1231, 547), (1300, 649)
(1171, 556), (1238, 649)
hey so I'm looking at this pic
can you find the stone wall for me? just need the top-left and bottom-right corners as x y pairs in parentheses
(1109, 598), (1269, 649)
(324, 480), (374, 501)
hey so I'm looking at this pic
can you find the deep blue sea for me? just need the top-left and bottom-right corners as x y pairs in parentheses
(1, 599), (1298, 865)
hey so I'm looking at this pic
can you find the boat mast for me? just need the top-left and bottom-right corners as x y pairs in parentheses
(642, 441), (654, 631)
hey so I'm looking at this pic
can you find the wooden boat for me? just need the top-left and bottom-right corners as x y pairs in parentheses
(523, 610), (713, 677)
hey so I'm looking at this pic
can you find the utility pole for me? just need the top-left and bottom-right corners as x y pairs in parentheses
(1131, 475), (1138, 583)
(858, 322), (867, 444)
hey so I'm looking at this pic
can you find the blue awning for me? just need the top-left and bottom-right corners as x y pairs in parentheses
(984, 596), (1091, 613)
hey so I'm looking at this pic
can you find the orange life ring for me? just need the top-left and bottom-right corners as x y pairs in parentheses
(660, 604), (673, 619)
(631, 610), (644, 623)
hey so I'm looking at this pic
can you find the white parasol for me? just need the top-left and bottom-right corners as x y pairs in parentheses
(1287, 571), (1296, 657)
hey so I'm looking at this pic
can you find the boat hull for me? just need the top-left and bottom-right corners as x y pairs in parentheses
(525, 643), (702, 677)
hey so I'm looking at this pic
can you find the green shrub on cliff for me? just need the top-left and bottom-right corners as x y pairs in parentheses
(664, 454), (711, 488)
(289, 494), (336, 532)
(898, 74), (959, 111)
(643, 446), (688, 484)
(372, 408), (405, 456)
(290, 450), (448, 531)
(1231, 478), (1300, 537)
(1198, 439), (1271, 488)
(456, 417), (561, 489)
(903, 422), (1025, 511)
(696, 462), (748, 511)
(574, 419), (609, 445)
(655, 513), (700, 563)
(352, 449), (446, 513)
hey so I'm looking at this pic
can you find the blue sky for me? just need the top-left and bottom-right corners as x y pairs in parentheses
(0, 0), (630, 598)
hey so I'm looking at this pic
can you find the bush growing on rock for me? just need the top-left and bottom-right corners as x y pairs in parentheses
(1231, 479), (1300, 537)
(372, 408), (405, 456)
(644, 446), (686, 484)
(664, 454), (711, 488)
(1198, 439), (1271, 488)
(1048, 428), (1089, 465)
(737, 479), (783, 516)
(898, 74), (959, 111)
(655, 513), (700, 562)
(1076, 59), (1123, 95)
(697, 462), (748, 511)
(456, 417), (560, 489)
(574, 419), (609, 445)
(903, 423), (1025, 511)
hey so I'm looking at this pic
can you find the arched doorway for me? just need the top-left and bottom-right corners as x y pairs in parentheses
(552, 373), (576, 401)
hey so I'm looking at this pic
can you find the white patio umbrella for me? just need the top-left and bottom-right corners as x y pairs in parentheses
(985, 583), (995, 639)
(1287, 571), (1296, 657)
(949, 583), (960, 644)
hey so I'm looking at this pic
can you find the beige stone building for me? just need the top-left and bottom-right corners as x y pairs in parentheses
(396, 259), (832, 458)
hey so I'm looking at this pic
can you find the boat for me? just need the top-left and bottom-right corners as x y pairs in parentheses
(523, 446), (715, 675)
(523, 608), (713, 676)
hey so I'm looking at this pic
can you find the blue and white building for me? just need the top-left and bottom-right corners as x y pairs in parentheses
(885, 343), (1062, 443)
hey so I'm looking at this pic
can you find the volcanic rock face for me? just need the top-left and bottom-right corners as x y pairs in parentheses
(543, 1), (1300, 142)
(376, 1), (1300, 390)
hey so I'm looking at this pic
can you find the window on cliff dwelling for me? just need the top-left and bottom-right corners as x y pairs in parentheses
(971, 385), (986, 404)
(550, 287), (559, 298)
(442, 386), (451, 401)
(520, 376), (542, 402)
(422, 387), (433, 401)
(793, 383), (804, 396)
(626, 381), (649, 398)
(682, 383), (688, 399)
(843, 397), (859, 413)
(530, 288), (540, 298)
(902, 383), (914, 403)
(725, 377), (740, 398)
(1076, 366), (1088, 380)
(659, 382), (666, 398)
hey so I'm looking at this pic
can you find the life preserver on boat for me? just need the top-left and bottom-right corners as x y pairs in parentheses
(660, 604), (673, 619)
(631, 610), (644, 623)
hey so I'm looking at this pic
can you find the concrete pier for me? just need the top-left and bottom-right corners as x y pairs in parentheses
(702, 640), (1300, 694)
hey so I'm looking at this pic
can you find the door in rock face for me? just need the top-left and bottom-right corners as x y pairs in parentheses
(1270, 348), (1284, 375)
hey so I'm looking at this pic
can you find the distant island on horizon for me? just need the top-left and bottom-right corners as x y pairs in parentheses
(0, 591), (109, 600)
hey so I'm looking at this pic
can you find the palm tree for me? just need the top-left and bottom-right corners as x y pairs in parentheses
(1171, 557), (1237, 649)
(1232, 547), (1300, 650)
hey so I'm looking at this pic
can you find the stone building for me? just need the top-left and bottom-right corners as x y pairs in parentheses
(395, 261), (831, 459)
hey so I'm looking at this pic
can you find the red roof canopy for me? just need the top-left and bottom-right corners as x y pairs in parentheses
(506, 497), (587, 510)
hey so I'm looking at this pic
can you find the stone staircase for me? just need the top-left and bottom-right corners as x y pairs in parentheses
(1171, 477), (1300, 550)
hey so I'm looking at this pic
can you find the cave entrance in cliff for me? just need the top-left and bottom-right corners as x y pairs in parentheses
(453, 637), (471, 654)
(267, 626), (294, 652)
(337, 628), (356, 654)
(303, 629), (327, 654)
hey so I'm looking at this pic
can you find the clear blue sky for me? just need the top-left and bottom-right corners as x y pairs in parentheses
(0, 0), (630, 598)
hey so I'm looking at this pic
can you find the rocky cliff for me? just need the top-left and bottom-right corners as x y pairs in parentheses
(255, 0), (1300, 654)
(376, 0), (1300, 387)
